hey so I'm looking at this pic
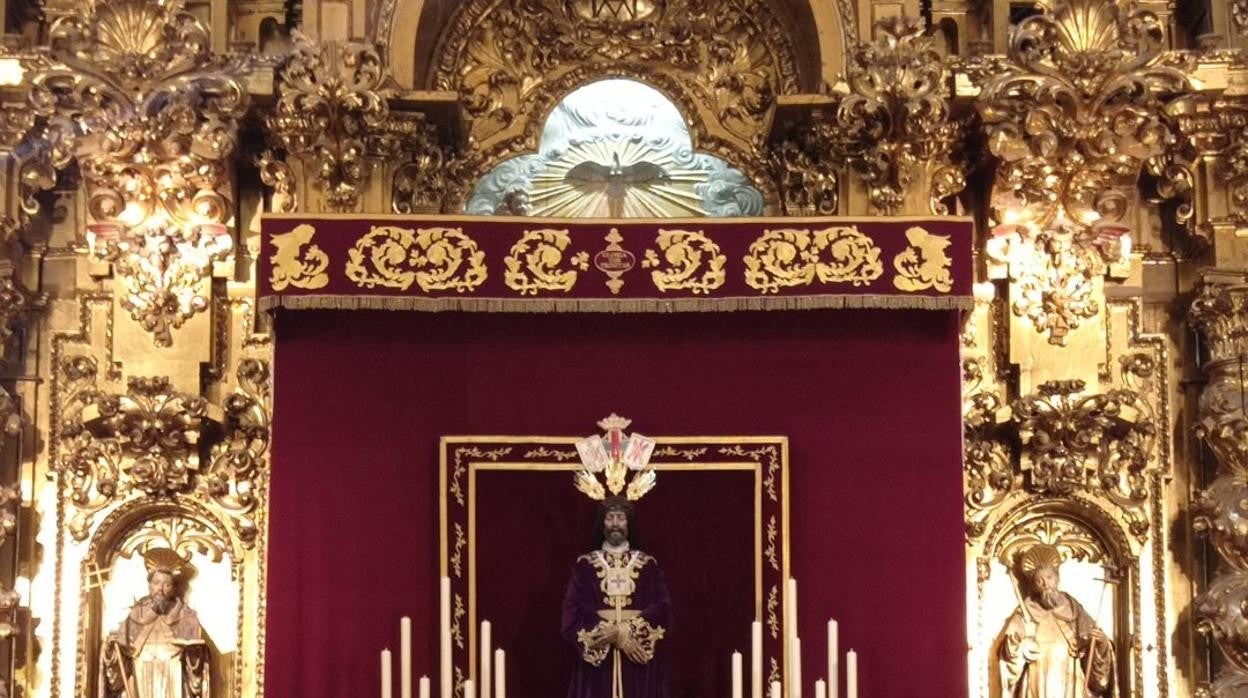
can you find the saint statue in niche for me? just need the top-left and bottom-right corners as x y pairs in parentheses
(998, 544), (1114, 698)
(99, 548), (210, 698)
(563, 416), (671, 698)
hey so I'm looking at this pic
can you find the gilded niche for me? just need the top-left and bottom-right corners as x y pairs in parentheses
(434, 0), (799, 168)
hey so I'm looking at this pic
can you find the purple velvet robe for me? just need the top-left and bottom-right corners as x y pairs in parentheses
(562, 550), (673, 698)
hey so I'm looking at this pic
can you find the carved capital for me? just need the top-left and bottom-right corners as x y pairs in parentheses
(30, 0), (249, 228)
(975, 0), (1190, 344)
(834, 16), (964, 215)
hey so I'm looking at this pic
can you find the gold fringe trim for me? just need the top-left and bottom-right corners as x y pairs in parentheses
(259, 293), (972, 313)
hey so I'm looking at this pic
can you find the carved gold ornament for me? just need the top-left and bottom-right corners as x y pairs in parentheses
(86, 222), (233, 347)
(642, 229), (726, 294)
(55, 355), (269, 547)
(30, 0), (248, 228)
(964, 358), (1160, 541)
(503, 229), (590, 295)
(434, 0), (797, 164)
(56, 357), (219, 540)
(346, 225), (488, 293)
(835, 17), (963, 215)
(1191, 277), (1248, 689)
(744, 226), (882, 294)
(892, 226), (952, 293)
(269, 224), (330, 291)
(977, 0), (1189, 344)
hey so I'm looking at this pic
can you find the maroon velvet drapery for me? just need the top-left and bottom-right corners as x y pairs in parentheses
(266, 309), (967, 698)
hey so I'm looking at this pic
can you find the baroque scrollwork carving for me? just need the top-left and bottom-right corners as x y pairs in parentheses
(434, 0), (798, 163)
(977, 0), (1188, 344)
(964, 356), (1160, 540)
(29, 0), (248, 345)
(1190, 275), (1248, 691)
(833, 17), (963, 215)
(268, 38), (387, 212)
(54, 354), (268, 546)
(86, 222), (232, 347)
(768, 115), (839, 217)
(56, 355), (217, 539)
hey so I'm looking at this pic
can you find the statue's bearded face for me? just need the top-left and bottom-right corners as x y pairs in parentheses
(603, 509), (629, 547)
(148, 571), (176, 614)
(1030, 566), (1062, 610)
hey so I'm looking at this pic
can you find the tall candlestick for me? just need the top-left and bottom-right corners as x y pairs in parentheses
(381, 649), (393, 698)
(441, 578), (452, 698)
(814, 680), (826, 698)
(846, 651), (858, 698)
(480, 620), (492, 698)
(463, 679), (475, 698)
(401, 617), (412, 698)
(827, 620), (838, 698)
(732, 651), (744, 698)
(494, 649), (506, 698)
(420, 676), (431, 698)
(751, 621), (763, 698)
(770, 681), (782, 698)
(791, 637), (802, 698)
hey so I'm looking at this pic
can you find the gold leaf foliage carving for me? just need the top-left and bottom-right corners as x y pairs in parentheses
(892, 226), (953, 293)
(834, 17), (963, 215)
(503, 229), (590, 295)
(346, 225), (488, 293)
(269, 224), (330, 291)
(205, 359), (271, 546)
(434, 0), (798, 158)
(996, 518), (1106, 570)
(744, 227), (882, 294)
(118, 516), (228, 565)
(56, 356), (220, 540)
(30, 0), (249, 228)
(641, 229), (725, 294)
(88, 223), (233, 347)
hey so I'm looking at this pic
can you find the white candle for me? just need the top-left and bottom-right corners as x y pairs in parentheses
(791, 637), (802, 698)
(420, 676), (431, 698)
(786, 579), (798, 639)
(815, 680), (826, 698)
(494, 649), (506, 698)
(381, 649), (393, 698)
(751, 621), (763, 698)
(401, 617), (413, 698)
(732, 651), (743, 698)
(770, 681), (782, 698)
(846, 651), (858, 698)
(827, 620), (838, 698)
(463, 679), (475, 698)
(441, 578), (452, 698)
(480, 621), (492, 698)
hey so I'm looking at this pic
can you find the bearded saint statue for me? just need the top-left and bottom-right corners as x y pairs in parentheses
(999, 544), (1114, 698)
(99, 548), (210, 698)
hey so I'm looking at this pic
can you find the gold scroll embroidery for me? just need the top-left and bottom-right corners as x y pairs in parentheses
(744, 226), (883, 293)
(269, 223), (330, 290)
(345, 225), (487, 292)
(893, 226), (953, 293)
(504, 229), (590, 295)
(642, 229), (727, 294)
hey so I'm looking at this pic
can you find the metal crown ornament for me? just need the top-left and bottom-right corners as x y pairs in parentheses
(574, 414), (658, 501)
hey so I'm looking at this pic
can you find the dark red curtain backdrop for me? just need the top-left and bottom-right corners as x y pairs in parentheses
(266, 309), (967, 698)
